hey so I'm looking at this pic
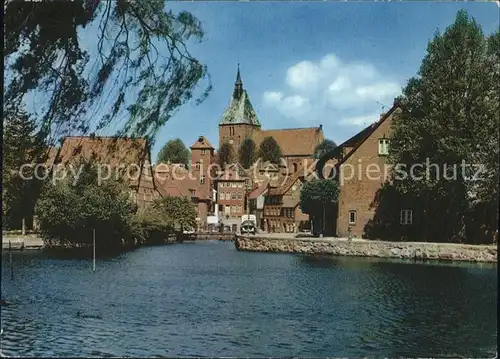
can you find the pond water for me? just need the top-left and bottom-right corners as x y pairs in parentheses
(1, 241), (497, 357)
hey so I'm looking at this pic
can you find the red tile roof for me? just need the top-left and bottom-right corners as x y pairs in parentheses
(190, 136), (214, 150)
(252, 127), (324, 157)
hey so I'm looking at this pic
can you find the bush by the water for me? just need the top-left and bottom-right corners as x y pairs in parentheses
(35, 163), (137, 251)
(133, 196), (197, 244)
(35, 162), (198, 250)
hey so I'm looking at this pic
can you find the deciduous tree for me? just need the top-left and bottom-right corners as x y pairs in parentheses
(218, 142), (235, 168)
(157, 138), (190, 166)
(388, 10), (499, 243)
(238, 137), (257, 168)
(314, 139), (337, 159)
(258, 136), (282, 164)
(4, 0), (211, 145)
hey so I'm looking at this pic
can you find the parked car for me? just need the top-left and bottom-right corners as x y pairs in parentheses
(240, 220), (256, 235)
(182, 228), (195, 235)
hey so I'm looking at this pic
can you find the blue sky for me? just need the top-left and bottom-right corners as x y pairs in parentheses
(21, 2), (498, 159)
(147, 1), (498, 160)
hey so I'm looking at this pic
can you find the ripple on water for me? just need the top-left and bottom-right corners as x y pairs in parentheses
(1, 245), (497, 357)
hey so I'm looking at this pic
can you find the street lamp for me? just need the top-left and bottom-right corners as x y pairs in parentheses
(246, 181), (251, 216)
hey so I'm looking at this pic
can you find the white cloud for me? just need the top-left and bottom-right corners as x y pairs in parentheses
(262, 52), (401, 128)
(280, 95), (311, 117)
(328, 76), (351, 92)
(285, 61), (321, 93)
(339, 113), (380, 127)
(263, 91), (284, 106)
(355, 83), (401, 100)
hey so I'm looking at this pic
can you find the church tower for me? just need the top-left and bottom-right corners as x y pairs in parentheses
(218, 65), (261, 155)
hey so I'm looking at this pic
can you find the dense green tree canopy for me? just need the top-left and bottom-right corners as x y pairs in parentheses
(4, 0), (211, 145)
(218, 142), (235, 168)
(2, 108), (46, 229)
(388, 10), (499, 242)
(299, 178), (339, 216)
(152, 196), (197, 231)
(314, 139), (337, 159)
(156, 138), (190, 166)
(258, 136), (282, 164)
(35, 163), (136, 249)
(238, 137), (257, 169)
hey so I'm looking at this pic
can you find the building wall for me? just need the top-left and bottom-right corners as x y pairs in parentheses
(196, 201), (209, 229)
(191, 146), (214, 198)
(219, 124), (259, 153)
(285, 156), (316, 174)
(217, 179), (246, 219)
(336, 114), (394, 238)
(294, 206), (310, 231)
(136, 160), (160, 210)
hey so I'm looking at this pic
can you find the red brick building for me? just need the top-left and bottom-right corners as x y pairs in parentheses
(153, 136), (216, 229)
(262, 163), (314, 233)
(320, 105), (402, 238)
(218, 66), (323, 174)
(53, 136), (161, 210)
(216, 163), (250, 222)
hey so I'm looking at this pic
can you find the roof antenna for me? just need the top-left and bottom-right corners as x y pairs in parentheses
(376, 101), (388, 112)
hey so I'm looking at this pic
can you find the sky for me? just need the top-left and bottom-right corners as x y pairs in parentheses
(20, 1), (498, 159)
(146, 1), (498, 161)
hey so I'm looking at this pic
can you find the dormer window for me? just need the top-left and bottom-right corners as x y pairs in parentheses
(378, 138), (390, 156)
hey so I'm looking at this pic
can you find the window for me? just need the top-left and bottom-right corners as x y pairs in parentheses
(195, 162), (201, 169)
(231, 192), (237, 200)
(224, 206), (230, 215)
(201, 149), (206, 155)
(293, 163), (298, 173)
(200, 175), (205, 184)
(349, 210), (357, 225)
(400, 209), (413, 225)
(237, 205), (242, 213)
(378, 138), (390, 155)
(190, 189), (196, 197)
(232, 183), (237, 188)
(225, 193), (231, 200)
(237, 192), (243, 200)
(238, 183), (243, 188)
(231, 205), (236, 214)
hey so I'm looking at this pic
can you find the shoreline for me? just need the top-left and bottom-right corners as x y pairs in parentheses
(234, 235), (498, 264)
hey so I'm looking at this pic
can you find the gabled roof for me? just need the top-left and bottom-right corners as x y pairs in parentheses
(219, 67), (261, 126)
(268, 162), (311, 196)
(248, 179), (269, 199)
(253, 127), (324, 157)
(190, 136), (214, 150)
(315, 104), (400, 178)
(338, 104), (401, 167)
(56, 136), (148, 167)
(153, 164), (210, 201)
(217, 162), (248, 181)
(55, 136), (151, 187)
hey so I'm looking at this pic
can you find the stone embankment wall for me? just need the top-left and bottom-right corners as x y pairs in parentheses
(235, 236), (497, 263)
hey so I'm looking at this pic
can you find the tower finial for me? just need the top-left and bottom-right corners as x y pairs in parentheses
(235, 63), (242, 85)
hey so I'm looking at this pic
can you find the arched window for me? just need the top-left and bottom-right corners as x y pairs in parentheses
(292, 163), (298, 173)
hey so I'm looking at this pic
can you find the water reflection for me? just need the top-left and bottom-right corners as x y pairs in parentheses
(1, 243), (497, 357)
